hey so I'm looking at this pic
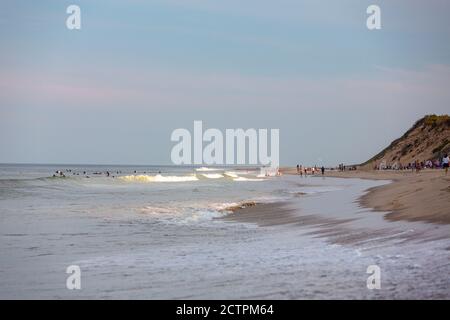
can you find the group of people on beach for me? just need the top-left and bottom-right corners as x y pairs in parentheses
(375, 154), (449, 174)
(296, 165), (325, 176)
(337, 163), (357, 171)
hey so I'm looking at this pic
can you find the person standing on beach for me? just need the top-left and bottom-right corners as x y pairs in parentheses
(297, 164), (300, 175)
(443, 154), (449, 175)
(415, 160), (421, 173)
(321, 166), (325, 175)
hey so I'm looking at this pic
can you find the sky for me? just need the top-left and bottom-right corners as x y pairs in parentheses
(1, 0), (450, 166)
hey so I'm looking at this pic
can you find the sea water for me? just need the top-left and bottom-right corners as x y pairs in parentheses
(0, 164), (448, 299)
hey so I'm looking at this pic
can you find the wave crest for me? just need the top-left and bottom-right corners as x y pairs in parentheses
(119, 174), (199, 183)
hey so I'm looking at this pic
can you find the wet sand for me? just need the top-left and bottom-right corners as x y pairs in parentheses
(281, 168), (450, 225)
(221, 202), (354, 229)
(221, 173), (450, 249)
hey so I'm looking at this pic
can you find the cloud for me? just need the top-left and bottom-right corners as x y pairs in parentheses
(2, 64), (450, 116)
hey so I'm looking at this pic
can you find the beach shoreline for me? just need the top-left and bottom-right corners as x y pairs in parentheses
(281, 167), (450, 225)
(2, 164), (449, 299)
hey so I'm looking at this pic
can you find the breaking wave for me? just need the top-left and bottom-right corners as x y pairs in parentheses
(233, 177), (266, 182)
(195, 167), (222, 172)
(224, 171), (239, 178)
(119, 174), (199, 183)
(201, 173), (224, 179)
(118, 173), (269, 183)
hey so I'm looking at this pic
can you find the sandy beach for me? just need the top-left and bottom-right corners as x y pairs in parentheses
(1, 164), (449, 299)
(281, 168), (450, 225)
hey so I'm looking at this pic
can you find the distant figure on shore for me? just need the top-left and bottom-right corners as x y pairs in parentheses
(321, 166), (325, 175)
(443, 154), (449, 175)
(296, 164), (300, 174)
(415, 160), (421, 173)
(299, 165), (303, 177)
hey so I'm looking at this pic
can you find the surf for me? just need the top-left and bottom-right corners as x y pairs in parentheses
(119, 174), (199, 183)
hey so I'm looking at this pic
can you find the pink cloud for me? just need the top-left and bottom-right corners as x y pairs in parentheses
(1, 64), (449, 115)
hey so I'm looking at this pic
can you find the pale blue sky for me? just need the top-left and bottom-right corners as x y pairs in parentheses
(1, 0), (449, 165)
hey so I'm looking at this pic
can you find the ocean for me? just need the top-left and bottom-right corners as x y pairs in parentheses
(0, 164), (449, 299)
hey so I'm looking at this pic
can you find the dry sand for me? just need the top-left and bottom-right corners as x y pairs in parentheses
(281, 168), (450, 224)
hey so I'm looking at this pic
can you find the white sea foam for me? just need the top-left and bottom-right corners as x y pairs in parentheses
(140, 202), (232, 225)
(258, 167), (279, 177)
(195, 167), (222, 172)
(119, 174), (199, 183)
(209, 202), (239, 211)
(233, 177), (265, 182)
(201, 173), (224, 179)
(183, 210), (226, 223)
(224, 171), (239, 178)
